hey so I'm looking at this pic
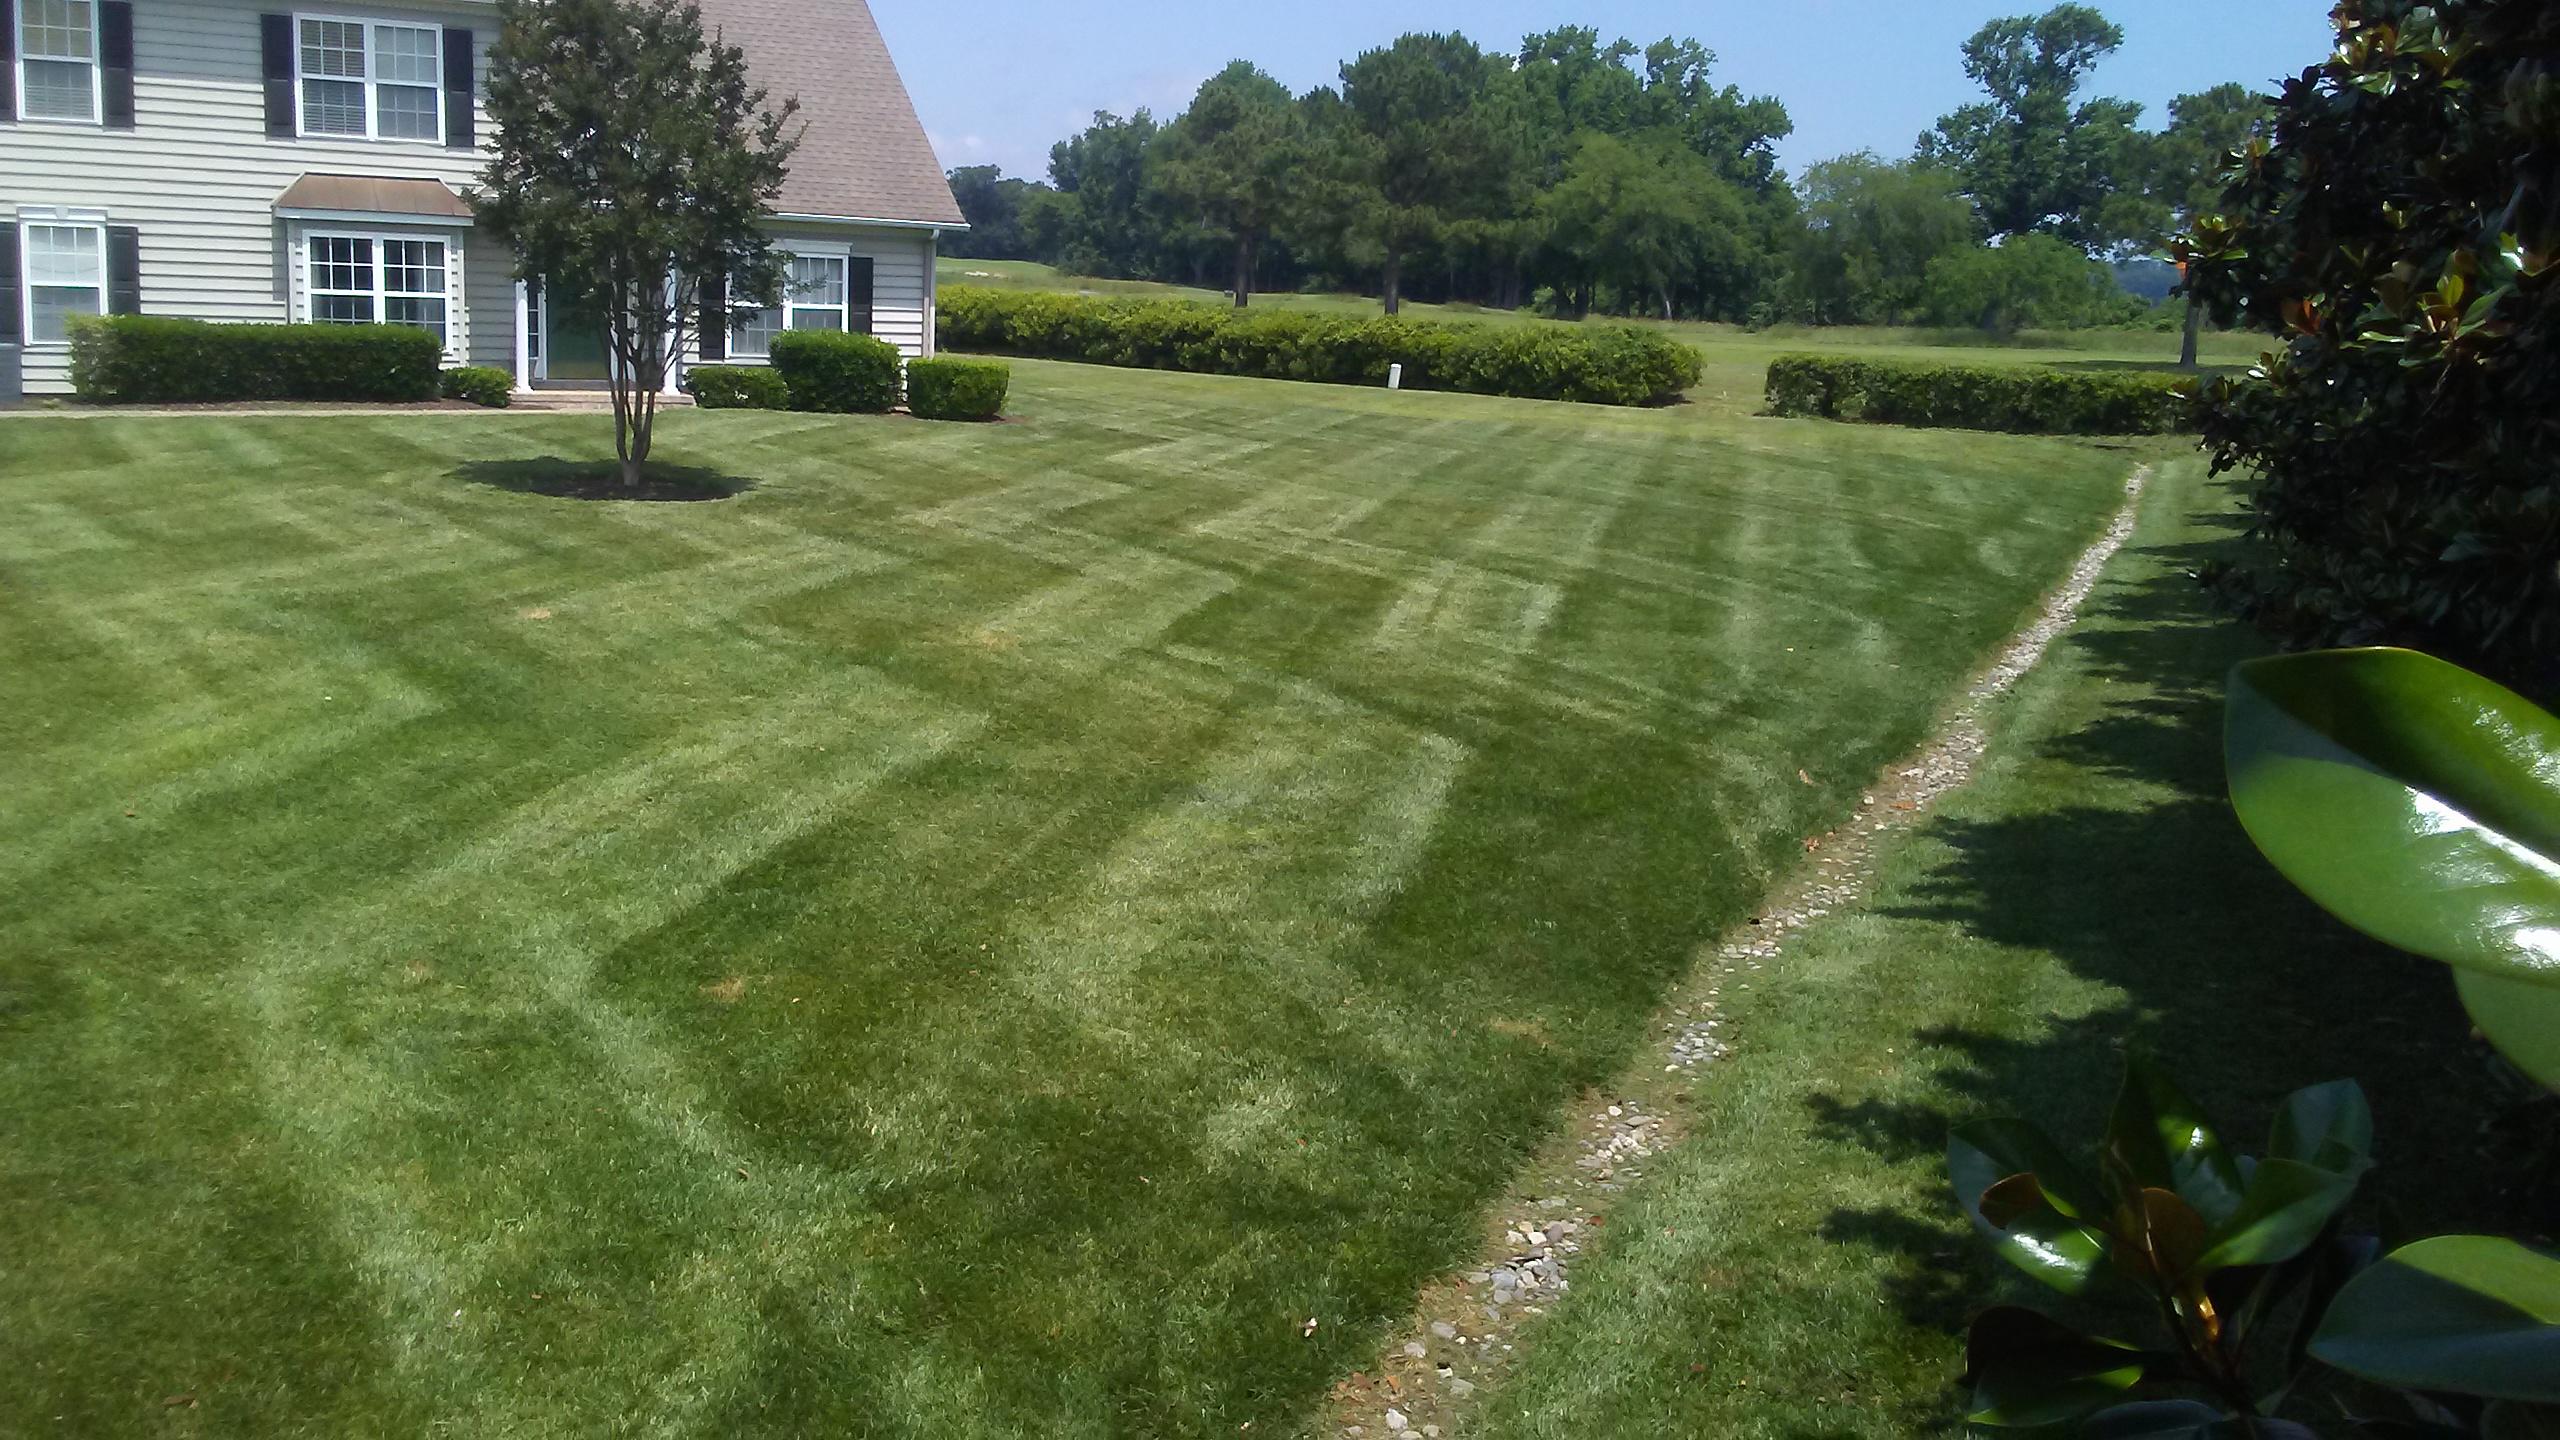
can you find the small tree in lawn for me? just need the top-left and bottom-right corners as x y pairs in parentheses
(476, 0), (799, 488)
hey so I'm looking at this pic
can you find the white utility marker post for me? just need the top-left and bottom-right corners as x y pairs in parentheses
(1387, 363), (1404, 391)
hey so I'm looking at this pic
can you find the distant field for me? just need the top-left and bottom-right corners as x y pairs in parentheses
(935, 258), (2268, 419)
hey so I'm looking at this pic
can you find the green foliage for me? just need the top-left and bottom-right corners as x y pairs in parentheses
(439, 366), (515, 409)
(476, 0), (797, 483)
(1922, 234), (2125, 333)
(1043, 109), (1165, 280)
(2313, 1237), (2560, 1403)
(1918, 5), (2148, 246)
(685, 364), (790, 410)
(2188, 0), (2560, 690)
(1785, 153), (1984, 325)
(1951, 1062), (2377, 1429)
(1337, 32), (1532, 314)
(943, 165), (1048, 262)
(1763, 353), (2193, 434)
(766, 331), (901, 414)
(67, 316), (441, 404)
(1537, 132), (1743, 320)
(940, 286), (1700, 405)
(902, 357), (1010, 421)
(1150, 62), (1309, 305)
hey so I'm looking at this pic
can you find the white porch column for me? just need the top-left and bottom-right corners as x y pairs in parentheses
(512, 280), (533, 393)
(661, 277), (684, 397)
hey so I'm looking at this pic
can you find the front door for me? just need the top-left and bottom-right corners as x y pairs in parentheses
(541, 285), (612, 385)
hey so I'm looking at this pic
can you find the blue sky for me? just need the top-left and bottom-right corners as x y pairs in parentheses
(876, 1), (2335, 184)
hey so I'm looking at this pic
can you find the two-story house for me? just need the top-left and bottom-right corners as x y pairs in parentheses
(0, 0), (964, 400)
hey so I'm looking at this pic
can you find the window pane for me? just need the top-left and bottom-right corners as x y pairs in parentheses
(303, 78), (367, 135)
(25, 224), (103, 285)
(788, 307), (845, 332)
(314, 295), (376, 324)
(300, 19), (364, 78)
(308, 236), (374, 294)
(21, 58), (96, 120)
(375, 84), (439, 141)
(372, 25), (439, 85)
(381, 240), (445, 296)
(731, 306), (782, 357)
(386, 296), (447, 344)
(22, 0), (95, 60)
(790, 256), (846, 306)
(29, 286), (101, 343)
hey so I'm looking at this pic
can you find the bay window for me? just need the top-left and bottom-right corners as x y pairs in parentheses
(297, 14), (442, 141)
(16, 0), (101, 123)
(22, 221), (105, 344)
(307, 233), (448, 348)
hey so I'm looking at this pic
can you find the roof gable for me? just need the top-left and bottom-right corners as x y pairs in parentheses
(696, 0), (965, 227)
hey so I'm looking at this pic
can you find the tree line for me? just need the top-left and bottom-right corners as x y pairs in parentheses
(945, 6), (2269, 355)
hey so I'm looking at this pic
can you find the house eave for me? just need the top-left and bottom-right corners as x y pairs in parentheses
(770, 212), (968, 233)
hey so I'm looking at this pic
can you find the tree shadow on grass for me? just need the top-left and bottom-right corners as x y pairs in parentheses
(452, 457), (758, 503)
(1799, 503), (2520, 1345)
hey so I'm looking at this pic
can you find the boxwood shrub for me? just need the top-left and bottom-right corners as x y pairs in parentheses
(440, 365), (515, 409)
(768, 330), (900, 414)
(905, 357), (1010, 420)
(68, 315), (442, 404)
(936, 287), (1701, 407)
(1764, 354), (2197, 434)
(687, 365), (792, 410)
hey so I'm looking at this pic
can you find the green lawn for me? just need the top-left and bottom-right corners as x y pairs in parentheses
(1478, 459), (2509, 1438)
(2, 360), (2136, 1436)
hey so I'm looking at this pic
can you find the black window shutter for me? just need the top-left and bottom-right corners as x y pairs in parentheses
(260, 15), (294, 138)
(101, 2), (135, 127)
(0, 230), (22, 347)
(698, 274), (726, 360)
(1, 2), (18, 122)
(851, 257), (875, 336)
(107, 228), (143, 315)
(442, 29), (474, 148)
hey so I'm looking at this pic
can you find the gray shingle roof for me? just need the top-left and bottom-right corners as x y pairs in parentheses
(696, 0), (965, 227)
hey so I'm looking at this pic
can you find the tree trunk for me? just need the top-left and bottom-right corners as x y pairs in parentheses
(1382, 250), (1403, 317)
(2180, 298), (2204, 370)
(1233, 233), (1253, 309)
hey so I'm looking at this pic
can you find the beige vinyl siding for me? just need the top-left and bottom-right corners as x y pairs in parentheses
(711, 223), (934, 366)
(1, 0), (500, 391)
(461, 230), (515, 369)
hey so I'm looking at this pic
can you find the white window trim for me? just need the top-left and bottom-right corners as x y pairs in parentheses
(12, 0), (104, 126)
(17, 216), (108, 349)
(292, 11), (444, 145)
(299, 227), (456, 358)
(731, 246), (857, 360)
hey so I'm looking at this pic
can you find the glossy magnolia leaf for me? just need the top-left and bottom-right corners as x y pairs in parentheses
(2310, 1236), (2560, 1401)
(2081, 1401), (2231, 1438)
(2225, 649), (2560, 994)
(2485, 1401), (2560, 1440)
(2108, 1058), (2248, 1228)
(2456, 970), (2560, 1091)
(1964, 1306), (2150, 1427)
(2193, 1158), (2362, 1275)
(2267, 1080), (2376, 1175)
(1951, 1120), (2114, 1295)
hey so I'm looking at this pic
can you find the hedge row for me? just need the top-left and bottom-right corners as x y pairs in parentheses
(689, 366), (792, 410)
(769, 330), (901, 414)
(687, 351), (1012, 419)
(1764, 354), (2197, 434)
(938, 287), (1701, 407)
(68, 315), (442, 403)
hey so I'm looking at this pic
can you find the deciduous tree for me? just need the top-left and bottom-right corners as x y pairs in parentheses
(1920, 5), (2145, 245)
(477, 0), (797, 488)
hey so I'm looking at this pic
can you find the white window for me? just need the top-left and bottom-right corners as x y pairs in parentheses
(307, 233), (448, 348)
(730, 253), (848, 358)
(296, 14), (442, 142)
(15, 0), (100, 124)
(21, 221), (105, 344)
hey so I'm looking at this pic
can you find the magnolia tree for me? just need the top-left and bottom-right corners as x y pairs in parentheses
(475, 0), (800, 487)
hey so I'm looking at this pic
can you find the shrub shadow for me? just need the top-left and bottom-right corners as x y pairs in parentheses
(1802, 498), (2526, 1339)
(452, 458), (757, 503)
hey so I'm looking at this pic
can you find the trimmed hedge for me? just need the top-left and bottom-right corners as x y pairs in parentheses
(68, 315), (443, 404)
(1764, 354), (2197, 435)
(688, 365), (792, 410)
(905, 357), (1010, 421)
(440, 365), (514, 409)
(768, 330), (900, 414)
(937, 287), (1702, 407)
